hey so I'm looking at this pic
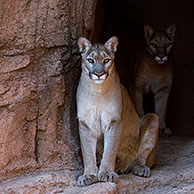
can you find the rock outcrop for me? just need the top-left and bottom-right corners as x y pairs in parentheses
(0, 137), (194, 193)
(0, 0), (98, 182)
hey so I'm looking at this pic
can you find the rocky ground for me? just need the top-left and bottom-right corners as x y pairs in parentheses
(0, 137), (194, 194)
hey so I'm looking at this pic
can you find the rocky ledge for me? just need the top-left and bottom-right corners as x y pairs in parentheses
(0, 137), (194, 194)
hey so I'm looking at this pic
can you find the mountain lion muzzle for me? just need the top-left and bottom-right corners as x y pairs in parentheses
(76, 36), (159, 186)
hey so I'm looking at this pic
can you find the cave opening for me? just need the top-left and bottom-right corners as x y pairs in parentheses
(93, 0), (194, 137)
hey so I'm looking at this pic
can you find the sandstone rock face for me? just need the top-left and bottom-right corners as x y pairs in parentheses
(0, 0), (98, 182)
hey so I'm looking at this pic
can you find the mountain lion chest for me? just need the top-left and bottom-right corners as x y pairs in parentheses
(77, 87), (122, 133)
(135, 54), (172, 93)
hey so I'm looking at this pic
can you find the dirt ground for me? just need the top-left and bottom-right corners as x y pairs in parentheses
(0, 136), (194, 194)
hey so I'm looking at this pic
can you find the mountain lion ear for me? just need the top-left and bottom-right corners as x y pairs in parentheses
(144, 25), (154, 39)
(105, 36), (118, 53)
(166, 24), (176, 38)
(78, 37), (92, 53)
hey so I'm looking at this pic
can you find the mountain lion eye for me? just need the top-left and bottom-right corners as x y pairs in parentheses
(151, 43), (157, 48)
(104, 59), (110, 63)
(87, 58), (94, 63)
(165, 43), (171, 48)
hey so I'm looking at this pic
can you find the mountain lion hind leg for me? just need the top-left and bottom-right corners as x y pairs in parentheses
(131, 113), (159, 177)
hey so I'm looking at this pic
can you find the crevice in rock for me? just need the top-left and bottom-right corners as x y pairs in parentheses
(35, 107), (40, 164)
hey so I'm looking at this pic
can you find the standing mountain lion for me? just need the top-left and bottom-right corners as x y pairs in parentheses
(130, 24), (176, 136)
(76, 36), (159, 186)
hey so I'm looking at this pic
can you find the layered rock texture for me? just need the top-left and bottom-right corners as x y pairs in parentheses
(0, 0), (98, 183)
(0, 0), (194, 193)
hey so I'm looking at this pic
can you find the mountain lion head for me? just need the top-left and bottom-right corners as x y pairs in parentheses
(78, 36), (118, 84)
(144, 24), (176, 64)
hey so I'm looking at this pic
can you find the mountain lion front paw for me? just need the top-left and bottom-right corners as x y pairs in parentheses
(98, 171), (118, 183)
(159, 128), (172, 137)
(77, 174), (97, 186)
(164, 128), (172, 136)
(132, 164), (151, 178)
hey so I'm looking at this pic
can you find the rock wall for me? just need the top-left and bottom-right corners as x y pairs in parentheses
(0, 0), (97, 181)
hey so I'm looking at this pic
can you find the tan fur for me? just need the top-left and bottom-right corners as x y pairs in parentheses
(76, 37), (159, 186)
(130, 24), (176, 136)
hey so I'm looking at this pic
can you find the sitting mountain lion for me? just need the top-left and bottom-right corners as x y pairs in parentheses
(76, 36), (159, 186)
(130, 24), (176, 136)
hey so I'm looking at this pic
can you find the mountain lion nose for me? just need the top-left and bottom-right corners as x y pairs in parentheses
(161, 56), (167, 61)
(157, 54), (165, 58)
(94, 72), (105, 77)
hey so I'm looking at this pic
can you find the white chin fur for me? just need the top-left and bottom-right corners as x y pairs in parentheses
(157, 61), (165, 64)
(93, 79), (105, 84)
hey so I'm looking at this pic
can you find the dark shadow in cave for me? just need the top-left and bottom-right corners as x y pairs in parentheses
(94, 0), (194, 136)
